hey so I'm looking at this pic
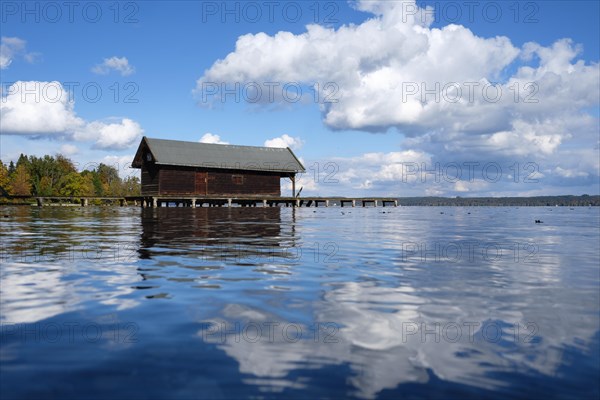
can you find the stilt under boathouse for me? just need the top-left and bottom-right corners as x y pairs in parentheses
(131, 136), (305, 207)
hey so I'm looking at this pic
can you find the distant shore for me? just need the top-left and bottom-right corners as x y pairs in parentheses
(389, 195), (599, 207)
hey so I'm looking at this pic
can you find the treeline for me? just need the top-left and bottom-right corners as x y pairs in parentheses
(396, 196), (600, 206)
(0, 154), (140, 197)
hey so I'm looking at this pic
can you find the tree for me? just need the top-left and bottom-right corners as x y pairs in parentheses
(16, 154), (28, 169)
(25, 154), (78, 196)
(38, 176), (54, 196)
(81, 174), (96, 196)
(96, 163), (120, 195)
(60, 172), (95, 197)
(0, 161), (10, 195)
(9, 164), (32, 196)
(1, 153), (140, 198)
(122, 176), (141, 196)
(27, 155), (57, 196)
(54, 154), (78, 194)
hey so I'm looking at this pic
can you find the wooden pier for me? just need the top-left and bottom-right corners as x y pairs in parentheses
(2, 195), (398, 208)
(134, 196), (399, 208)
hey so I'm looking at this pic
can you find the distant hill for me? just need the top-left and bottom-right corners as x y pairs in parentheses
(394, 195), (599, 206)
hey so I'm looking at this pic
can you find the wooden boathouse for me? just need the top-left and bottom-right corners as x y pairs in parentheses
(131, 137), (305, 206)
(8, 137), (397, 208)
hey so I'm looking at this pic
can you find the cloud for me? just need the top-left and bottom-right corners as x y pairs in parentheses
(264, 134), (304, 150)
(197, 1), (523, 134)
(59, 144), (78, 156)
(0, 37), (25, 69)
(199, 133), (229, 144)
(0, 81), (143, 150)
(100, 155), (139, 178)
(92, 56), (135, 76)
(76, 119), (143, 150)
(296, 142), (599, 197)
(196, 0), (599, 195)
(0, 81), (84, 134)
(0, 37), (38, 69)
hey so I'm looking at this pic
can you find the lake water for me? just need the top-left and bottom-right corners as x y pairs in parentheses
(1, 206), (599, 399)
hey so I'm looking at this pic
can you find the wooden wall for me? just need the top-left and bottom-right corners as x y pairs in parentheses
(141, 164), (282, 196)
(141, 162), (159, 195)
(160, 168), (195, 195)
(207, 171), (280, 196)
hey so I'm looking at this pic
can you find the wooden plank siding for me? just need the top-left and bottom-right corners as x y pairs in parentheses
(160, 168), (196, 195)
(195, 172), (207, 195)
(142, 165), (282, 197)
(141, 162), (159, 196)
(206, 171), (280, 196)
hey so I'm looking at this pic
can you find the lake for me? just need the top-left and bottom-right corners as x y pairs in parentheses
(1, 206), (599, 399)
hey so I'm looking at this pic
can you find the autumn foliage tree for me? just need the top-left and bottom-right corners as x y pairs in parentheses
(10, 164), (32, 196)
(0, 161), (10, 195)
(0, 154), (140, 197)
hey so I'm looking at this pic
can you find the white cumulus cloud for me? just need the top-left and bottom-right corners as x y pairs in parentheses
(92, 56), (135, 76)
(264, 134), (304, 150)
(199, 133), (229, 144)
(0, 81), (143, 150)
(76, 119), (143, 150)
(196, 0), (599, 194)
(0, 81), (84, 133)
(100, 155), (140, 178)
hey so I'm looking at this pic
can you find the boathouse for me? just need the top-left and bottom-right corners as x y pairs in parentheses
(131, 137), (305, 198)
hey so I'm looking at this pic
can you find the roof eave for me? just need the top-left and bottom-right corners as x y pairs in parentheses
(131, 136), (150, 168)
(154, 162), (301, 173)
(286, 147), (306, 172)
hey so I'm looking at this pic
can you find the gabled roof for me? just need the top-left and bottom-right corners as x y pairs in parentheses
(131, 137), (305, 173)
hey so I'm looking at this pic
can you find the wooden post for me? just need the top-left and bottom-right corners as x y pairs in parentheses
(291, 174), (296, 198)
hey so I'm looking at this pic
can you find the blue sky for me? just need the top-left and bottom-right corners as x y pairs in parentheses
(1, 1), (598, 196)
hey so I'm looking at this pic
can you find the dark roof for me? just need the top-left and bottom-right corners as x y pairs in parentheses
(131, 137), (305, 173)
